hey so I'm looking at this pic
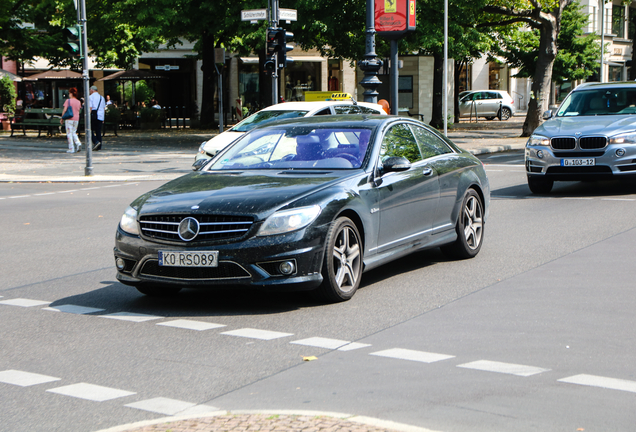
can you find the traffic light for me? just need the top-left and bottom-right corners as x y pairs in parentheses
(264, 55), (276, 75)
(62, 25), (82, 58)
(266, 28), (280, 56)
(276, 29), (293, 68)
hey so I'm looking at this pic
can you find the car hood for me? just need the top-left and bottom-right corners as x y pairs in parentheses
(203, 131), (244, 153)
(537, 115), (636, 137)
(134, 170), (355, 220)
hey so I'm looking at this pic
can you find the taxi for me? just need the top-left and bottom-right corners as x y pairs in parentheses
(193, 94), (387, 169)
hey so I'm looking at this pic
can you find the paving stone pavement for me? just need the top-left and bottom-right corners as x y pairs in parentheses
(98, 412), (437, 432)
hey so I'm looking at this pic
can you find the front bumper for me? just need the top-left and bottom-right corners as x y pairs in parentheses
(114, 225), (327, 292)
(525, 145), (636, 181)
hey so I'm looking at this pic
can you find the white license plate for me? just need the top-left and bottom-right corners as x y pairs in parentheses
(158, 251), (219, 267)
(561, 158), (596, 167)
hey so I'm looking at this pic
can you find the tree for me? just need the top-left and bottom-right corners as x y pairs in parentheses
(0, 75), (17, 114)
(483, 0), (573, 137)
(491, 2), (600, 87)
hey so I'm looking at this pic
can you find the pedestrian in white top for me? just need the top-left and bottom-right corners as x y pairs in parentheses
(89, 85), (105, 151)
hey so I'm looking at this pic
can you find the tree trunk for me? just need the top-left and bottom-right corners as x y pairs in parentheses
(454, 60), (465, 124)
(430, 50), (444, 129)
(522, 14), (560, 137)
(200, 32), (217, 129)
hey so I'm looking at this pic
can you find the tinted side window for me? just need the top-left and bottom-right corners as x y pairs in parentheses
(410, 125), (453, 159)
(334, 105), (361, 114)
(359, 106), (382, 114)
(380, 124), (422, 163)
(314, 108), (332, 115)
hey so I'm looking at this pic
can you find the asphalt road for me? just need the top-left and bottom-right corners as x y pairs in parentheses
(2, 150), (636, 431)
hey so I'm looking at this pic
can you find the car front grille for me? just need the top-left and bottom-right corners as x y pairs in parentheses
(580, 137), (607, 149)
(139, 260), (251, 279)
(139, 214), (254, 243)
(546, 166), (613, 174)
(551, 137), (576, 150)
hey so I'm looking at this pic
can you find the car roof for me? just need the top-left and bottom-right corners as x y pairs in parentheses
(254, 114), (409, 130)
(261, 100), (385, 114)
(572, 81), (636, 92)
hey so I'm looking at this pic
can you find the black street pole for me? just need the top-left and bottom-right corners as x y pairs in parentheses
(358, 0), (382, 103)
(269, 0), (278, 105)
(390, 39), (398, 115)
(80, 0), (93, 176)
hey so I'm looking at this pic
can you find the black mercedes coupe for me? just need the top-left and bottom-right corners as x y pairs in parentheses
(114, 115), (490, 302)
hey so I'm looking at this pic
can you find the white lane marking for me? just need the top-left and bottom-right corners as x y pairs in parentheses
(0, 370), (61, 387)
(291, 337), (351, 350)
(483, 164), (525, 167)
(125, 397), (196, 415)
(484, 169), (503, 172)
(57, 190), (78, 194)
(221, 328), (294, 341)
(563, 197), (593, 200)
(43, 304), (105, 314)
(79, 187), (101, 190)
(0, 298), (50, 307)
(8, 195), (30, 199)
(47, 383), (136, 401)
(34, 193), (56, 196)
(457, 360), (550, 377)
(601, 198), (635, 201)
(100, 312), (163, 322)
(157, 319), (226, 331)
(370, 348), (455, 363)
(338, 342), (372, 351)
(558, 374), (636, 393)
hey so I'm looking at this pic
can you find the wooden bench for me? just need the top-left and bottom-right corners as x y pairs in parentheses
(10, 108), (63, 137)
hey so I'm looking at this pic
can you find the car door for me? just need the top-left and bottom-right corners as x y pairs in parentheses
(373, 123), (440, 254)
(410, 124), (459, 235)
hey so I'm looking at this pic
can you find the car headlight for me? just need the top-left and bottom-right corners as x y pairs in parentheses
(119, 206), (139, 235)
(526, 135), (550, 147)
(257, 205), (321, 236)
(198, 141), (207, 154)
(609, 132), (636, 145)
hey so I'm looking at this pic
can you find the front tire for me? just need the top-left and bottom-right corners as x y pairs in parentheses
(527, 176), (553, 194)
(441, 189), (484, 259)
(317, 217), (363, 302)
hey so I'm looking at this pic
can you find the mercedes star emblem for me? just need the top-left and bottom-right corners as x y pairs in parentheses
(178, 217), (200, 241)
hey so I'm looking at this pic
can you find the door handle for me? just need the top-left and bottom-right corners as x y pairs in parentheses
(422, 168), (433, 176)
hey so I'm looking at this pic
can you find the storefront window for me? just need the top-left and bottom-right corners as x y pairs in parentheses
(489, 62), (505, 90)
(239, 64), (260, 112)
(609, 65), (623, 82)
(282, 61), (321, 101)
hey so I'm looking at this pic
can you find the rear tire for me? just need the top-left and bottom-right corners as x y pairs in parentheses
(527, 176), (553, 194)
(317, 217), (363, 302)
(500, 107), (512, 120)
(441, 189), (484, 259)
(135, 286), (182, 297)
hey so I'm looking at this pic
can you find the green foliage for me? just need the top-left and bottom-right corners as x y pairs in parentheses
(105, 104), (121, 123)
(123, 80), (155, 105)
(491, 1), (599, 84)
(139, 106), (162, 123)
(0, 75), (17, 114)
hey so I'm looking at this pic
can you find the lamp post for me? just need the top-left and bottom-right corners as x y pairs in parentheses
(359, 0), (383, 103)
(79, 0), (93, 176)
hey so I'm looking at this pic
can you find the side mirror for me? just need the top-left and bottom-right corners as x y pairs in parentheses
(542, 110), (553, 120)
(382, 156), (411, 174)
(192, 158), (208, 171)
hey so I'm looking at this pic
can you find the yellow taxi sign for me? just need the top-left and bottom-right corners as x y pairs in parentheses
(303, 91), (353, 102)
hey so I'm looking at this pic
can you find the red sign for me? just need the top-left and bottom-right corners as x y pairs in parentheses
(375, 0), (416, 35)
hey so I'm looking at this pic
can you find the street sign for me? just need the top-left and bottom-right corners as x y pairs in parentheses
(155, 65), (179, 70)
(241, 9), (267, 22)
(279, 8), (297, 22)
(374, 0), (416, 36)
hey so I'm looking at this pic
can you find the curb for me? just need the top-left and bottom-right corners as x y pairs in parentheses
(92, 410), (443, 432)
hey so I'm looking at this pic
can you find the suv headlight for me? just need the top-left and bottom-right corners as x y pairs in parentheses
(258, 205), (321, 236)
(526, 135), (550, 147)
(198, 141), (207, 154)
(119, 206), (139, 235)
(610, 132), (636, 145)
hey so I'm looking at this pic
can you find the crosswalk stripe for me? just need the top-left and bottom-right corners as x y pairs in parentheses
(100, 312), (163, 322)
(43, 305), (105, 314)
(0, 298), (50, 307)
(370, 348), (454, 363)
(157, 319), (226, 331)
(47, 383), (136, 401)
(457, 360), (550, 377)
(125, 397), (197, 415)
(0, 370), (61, 387)
(221, 328), (293, 340)
(558, 374), (636, 393)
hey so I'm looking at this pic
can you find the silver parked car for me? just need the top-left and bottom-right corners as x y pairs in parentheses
(525, 82), (636, 194)
(458, 90), (516, 121)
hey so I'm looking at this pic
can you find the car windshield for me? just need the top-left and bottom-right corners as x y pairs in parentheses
(556, 87), (636, 117)
(230, 110), (309, 132)
(208, 126), (373, 170)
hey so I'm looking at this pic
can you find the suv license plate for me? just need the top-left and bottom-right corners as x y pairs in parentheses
(561, 158), (596, 167)
(159, 251), (219, 267)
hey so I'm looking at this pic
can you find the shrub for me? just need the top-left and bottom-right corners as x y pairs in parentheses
(0, 76), (17, 115)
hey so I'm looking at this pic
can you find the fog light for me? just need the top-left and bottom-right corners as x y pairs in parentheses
(279, 261), (295, 275)
(116, 258), (126, 271)
(616, 148), (626, 157)
(537, 150), (544, 159)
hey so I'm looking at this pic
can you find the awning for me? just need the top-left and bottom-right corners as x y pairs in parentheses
(24, 69), (82, 80)
(0, 68), (22, 82)
(97, 69), (168, 81)
(240, 56), (327, 64)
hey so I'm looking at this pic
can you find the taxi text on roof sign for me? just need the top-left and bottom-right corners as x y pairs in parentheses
(304, 92), (353, 102)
